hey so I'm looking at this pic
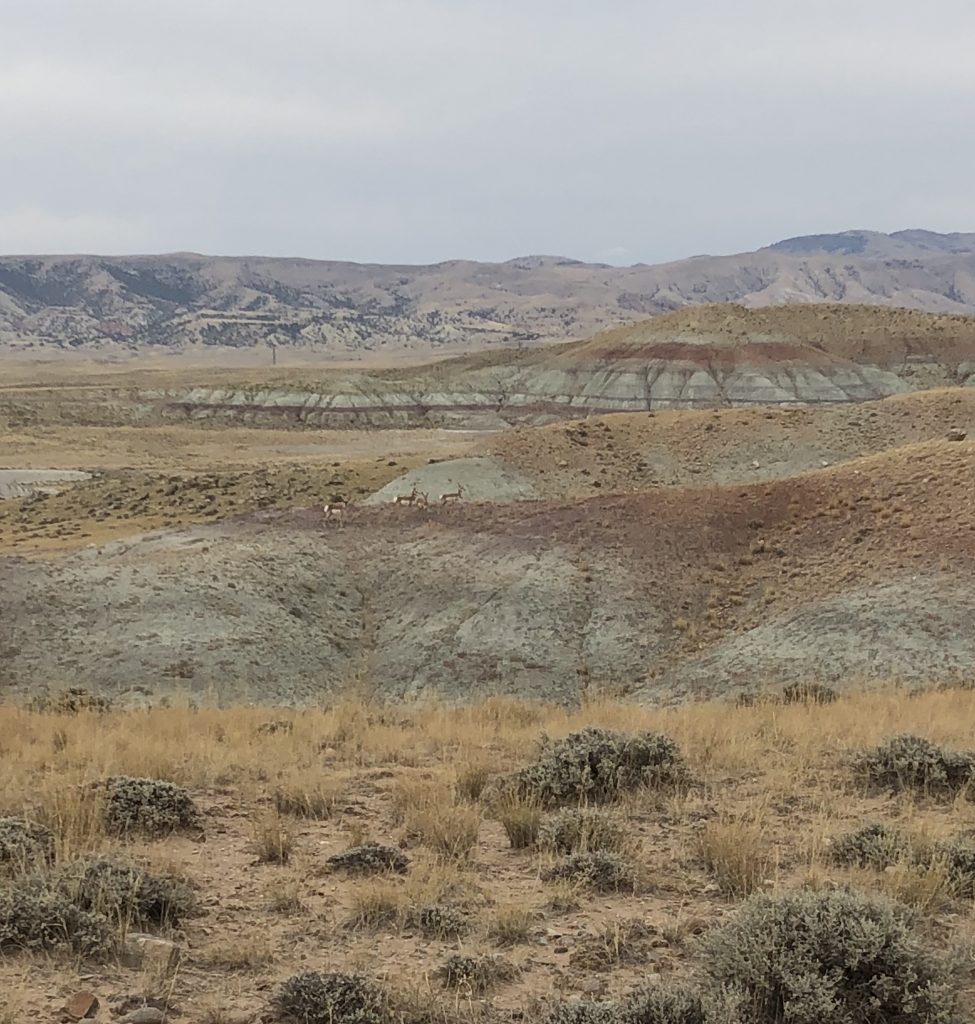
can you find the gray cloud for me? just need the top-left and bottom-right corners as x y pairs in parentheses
(4, 0), (975, 263)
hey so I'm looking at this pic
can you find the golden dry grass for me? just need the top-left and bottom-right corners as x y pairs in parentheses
(2, 687), (975, 1017)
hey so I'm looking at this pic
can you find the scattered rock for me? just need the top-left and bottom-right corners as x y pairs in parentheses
(946, 428), (967, 441)
(59, 990), (99, 1022)
(118, 1009), (166, 1024)
(119, 932), (181, 971)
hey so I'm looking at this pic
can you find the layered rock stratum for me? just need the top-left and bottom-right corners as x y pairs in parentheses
(3, 304), (974, 429)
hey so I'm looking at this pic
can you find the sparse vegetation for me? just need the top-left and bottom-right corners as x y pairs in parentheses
(852, 734), (975, 797)
(404, 804), (480, 862)
(327, 843), (409, 876)
(345, 880), (405, 931)
(53, 855), (195, 928)
(569, 918), (659, 971)
(274, 776), (342, 820)
(541, 852), (636, 893)
(828, 822), (910, 870)
(250, 813), (296, 865)
(454, 763), (492, 802)
(436, 952), (518, 992)
(496, 796), (543, 849)
(695, 818), (773, 897)
(1, 690), (975, 1016)
(98, 776), (202, 837)
(486, 904), (536, 946)
(700, 888), (961, 1024)
(514, 727), (687, 808)
(781, 682), (838, 705)
(538, 807), (628, 855)
(407, 903), (469, 939)
(273, 971), (387, 1024)
(0, 818), (54, 873)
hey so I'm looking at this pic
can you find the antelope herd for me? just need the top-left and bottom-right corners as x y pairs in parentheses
(322, 482), (466, 526)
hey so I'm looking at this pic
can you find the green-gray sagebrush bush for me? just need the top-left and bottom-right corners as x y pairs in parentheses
(514, 727), (687, 808)
(699, 887), (961, 1024)
(273, 972), (388, 1024)
(98, 776), (203, 837)
(851, 735), (975, 798)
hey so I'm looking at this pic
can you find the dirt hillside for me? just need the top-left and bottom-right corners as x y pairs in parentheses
(3, 438), (972, 704)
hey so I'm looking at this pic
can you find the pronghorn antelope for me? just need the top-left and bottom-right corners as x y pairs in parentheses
(394, 484), (420, 507)
(414, 491), (430, 508)
(323, 495), (348, 525)
(439, 483), (465, 505)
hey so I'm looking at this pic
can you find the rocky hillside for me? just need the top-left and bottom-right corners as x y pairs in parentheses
(4, 229), (975, 354)
(4, 305), (974, 429)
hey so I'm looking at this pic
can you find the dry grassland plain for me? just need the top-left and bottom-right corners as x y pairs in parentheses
(2, 690), (975, 1021)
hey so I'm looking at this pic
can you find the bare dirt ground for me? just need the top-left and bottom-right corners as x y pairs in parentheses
(3, 691), (975, 1023)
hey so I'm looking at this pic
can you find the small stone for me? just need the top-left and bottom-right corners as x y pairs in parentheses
(119, 932), (180, 971)
(553, 945), (569, 954)
(119, 1010), (166, 1024)
(60, 990), (99, 1022)
(946, 428), (967, 442)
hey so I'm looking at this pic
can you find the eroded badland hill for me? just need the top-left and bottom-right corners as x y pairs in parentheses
(2, 300), (973, 705)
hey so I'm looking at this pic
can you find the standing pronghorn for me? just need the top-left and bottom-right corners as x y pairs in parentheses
(323, 495), (348, 526)
(439, 483), (465, 506)
(394, 484), (420, 507)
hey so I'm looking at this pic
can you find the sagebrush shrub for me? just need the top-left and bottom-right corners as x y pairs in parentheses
(54, 856), (195, 928)
(782, 682), (838, 705)
(851, 735), (975, 797)
(541, 852), (636, 893)
(327, 843), (409, 876)
(273, 972), (387, 1024)
(436, 953), (517, 992)
(538, 808), (627, 855)
(929, 839), (975, 898)
(545, 1002), (620, 1024)
(0, 818), (54, 872)
(699, 887), (960, 1024)
(28, 687), (112, 714)
(515, 727), (687, 808)
(828, 823), (909, 870)
(98, 776), (203, 836)
(0, 884), (111, 955)
(408, 903), (468, 940)
(545, 982), (711, 1024)
(257, 719), (294, 735)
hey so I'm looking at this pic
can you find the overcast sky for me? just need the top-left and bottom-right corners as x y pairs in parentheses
(4, 0), (975, 265)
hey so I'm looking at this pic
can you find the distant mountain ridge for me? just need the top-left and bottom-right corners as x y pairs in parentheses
(3, 229), (975, 354)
